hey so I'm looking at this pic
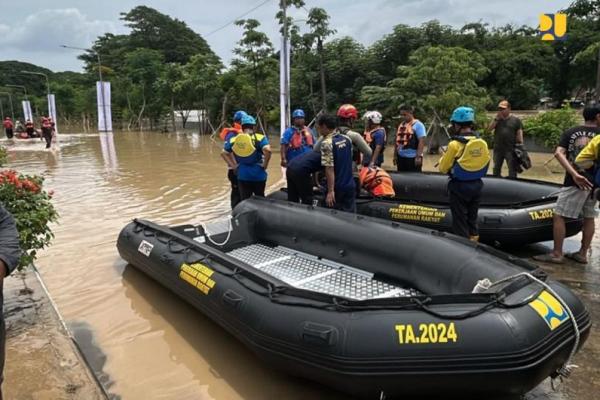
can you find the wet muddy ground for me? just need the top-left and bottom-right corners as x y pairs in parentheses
(1, 133), (598, 399)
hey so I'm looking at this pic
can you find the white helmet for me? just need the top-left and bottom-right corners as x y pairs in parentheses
(363, 110), (382, 124)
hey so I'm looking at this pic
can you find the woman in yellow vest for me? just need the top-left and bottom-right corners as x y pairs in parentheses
(222, 115), (271, 201)
(438, 106), (490, 241)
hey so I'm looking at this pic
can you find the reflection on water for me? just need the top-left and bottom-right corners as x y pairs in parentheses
(3, 133), (595, 399)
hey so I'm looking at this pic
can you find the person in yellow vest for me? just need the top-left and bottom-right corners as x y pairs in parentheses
(438, 106), (491, 241)
(222, 115), (271, 201)
(220, 110), (246, 208)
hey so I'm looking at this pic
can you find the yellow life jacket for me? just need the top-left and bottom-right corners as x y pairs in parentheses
(451, 136), (490, 180)
(231, 132), (265, 160)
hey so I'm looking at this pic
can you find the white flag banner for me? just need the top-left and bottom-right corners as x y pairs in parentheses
(279, 37), (291, 138)
(96, 81), (112, 132)
(47, 94), (58, 133)
(22, 100), (33, 121)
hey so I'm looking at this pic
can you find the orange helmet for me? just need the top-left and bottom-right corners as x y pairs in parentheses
(337, 104), (358, 119)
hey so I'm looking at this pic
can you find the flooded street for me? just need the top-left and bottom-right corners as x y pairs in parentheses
(2, 132), (598, 400)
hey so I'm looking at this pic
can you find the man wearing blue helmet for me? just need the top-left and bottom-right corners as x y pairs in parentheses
(220, 110), (247, 208)
(438, 106), (490, 241)
(280, 109), (314, 167)
(222, 114), (271, 201)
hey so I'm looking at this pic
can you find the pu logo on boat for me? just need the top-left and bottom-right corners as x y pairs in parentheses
(539, 13), (567, 41)
(529, 291), (569, 330)
(179, 262), (216, 295)
(137, 240), (154, 257)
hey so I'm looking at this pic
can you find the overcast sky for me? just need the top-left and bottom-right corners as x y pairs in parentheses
(0, 0), (572, 72)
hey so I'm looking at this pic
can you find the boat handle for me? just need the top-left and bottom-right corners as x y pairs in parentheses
(302, 322), (337, 346)
(483, 216), (503, 224)
(222, 290), (244, 308)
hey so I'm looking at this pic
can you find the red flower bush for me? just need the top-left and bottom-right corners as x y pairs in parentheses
(0, 154), (58, 269)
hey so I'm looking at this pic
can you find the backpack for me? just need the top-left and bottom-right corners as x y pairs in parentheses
(451, 136), (490, 181)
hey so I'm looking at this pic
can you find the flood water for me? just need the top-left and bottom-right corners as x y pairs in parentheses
(2, 132), (598, 400)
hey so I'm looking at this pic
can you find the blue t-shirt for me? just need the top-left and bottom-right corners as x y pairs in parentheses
(287, 150), (322, 176)
(363, 128), (385, 167)
(224, 133), (269, 182)
(398, 120), (426, 158)
(321, 133), (355, 193)
(281, 126), (313, 162)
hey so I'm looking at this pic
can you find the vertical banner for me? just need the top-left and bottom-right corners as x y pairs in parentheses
(22, 100), (33, 121)
(279, 37), (291, 138)
(96, 81), (113, 132)
(47, 94), (58, 133)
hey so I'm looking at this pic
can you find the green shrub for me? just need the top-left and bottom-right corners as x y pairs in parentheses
(522, 108), (579, 148)
(0, 147), (58, 269)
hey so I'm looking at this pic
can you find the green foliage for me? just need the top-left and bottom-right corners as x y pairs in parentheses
(0, 167), (58, 269)
(0, 146), (6, 166)
(522, 108), (580, 147)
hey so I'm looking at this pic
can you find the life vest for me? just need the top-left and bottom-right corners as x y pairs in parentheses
(396, 119), (420, 150)
(230, 132), (265, 163)
(450, 135), (490, 181)
(3, 120), (13, 129)
(289, 126), (314, 150)
(42, 119), (51, 129)
(359, 167), (395, 197)
(219, 123), (242, 141)
(364, 127), (386, 147)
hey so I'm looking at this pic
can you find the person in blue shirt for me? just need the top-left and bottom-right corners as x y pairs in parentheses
(219, 110), (246, 208)
(222, 115), (272, 201)
(318, 113), (356, 213)
(280, 109), (314, 167)
(286, 150), (322, 204)
(362, 111), (386, 168)
(394, 105), (427, 172)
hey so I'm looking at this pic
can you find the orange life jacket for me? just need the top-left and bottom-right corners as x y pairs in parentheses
(396, 119), (420, 150)
(289, 126), (314, 149)
(364, 127), (386, 146)
(219, 122), (242, 141)
(359, 167), (395, 198)
(42, 119), (51, 129)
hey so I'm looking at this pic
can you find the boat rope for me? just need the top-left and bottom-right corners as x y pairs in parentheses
(475, 272), (580, 383)
(201, 216), (233, 247)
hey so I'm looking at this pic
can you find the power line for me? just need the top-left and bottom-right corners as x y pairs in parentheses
(204, 0), (273, 37)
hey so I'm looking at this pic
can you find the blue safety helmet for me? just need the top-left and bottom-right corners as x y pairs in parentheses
(292, 109), (305, 119)
(233, 110), (247, 122)
(241, 115), (256, 126)
(450, 106), (475, 123)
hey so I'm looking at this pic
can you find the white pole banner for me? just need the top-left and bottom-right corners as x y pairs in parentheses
(279, 37), (291, 138)
(48, 94), (58, 133)
(96, 81), (113, 132)
(22, 100), (33, 121)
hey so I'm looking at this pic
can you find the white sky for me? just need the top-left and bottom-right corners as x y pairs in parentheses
(0, 0), (573, 72)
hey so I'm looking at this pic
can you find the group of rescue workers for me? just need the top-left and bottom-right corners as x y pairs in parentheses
(3, 116), (56, 148)
(219, 103), (495, 241)
(219, 100), (600, 250)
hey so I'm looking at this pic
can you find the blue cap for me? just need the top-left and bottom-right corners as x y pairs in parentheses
(233, 110), (247, 122)
(292, 109), (305, 119)
(241, 115), (256, 126)
(450, 106), (475, 123)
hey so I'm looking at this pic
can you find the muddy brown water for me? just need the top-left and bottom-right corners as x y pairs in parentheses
(2, 132), (598, 400)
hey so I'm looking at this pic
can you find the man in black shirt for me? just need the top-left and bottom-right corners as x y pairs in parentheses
(534, 105), (600, 264)
(488, 100), (523, 178)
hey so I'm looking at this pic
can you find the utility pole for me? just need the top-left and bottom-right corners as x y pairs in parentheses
(596, 46), (600, 104)
(0, 92), (15, 121)
(280, 0), (291, 135)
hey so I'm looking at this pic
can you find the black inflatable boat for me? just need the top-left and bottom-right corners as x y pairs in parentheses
(117, 197), (590, 399)
(269, 172), (584, 246)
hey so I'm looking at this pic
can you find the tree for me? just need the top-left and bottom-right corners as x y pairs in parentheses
(233, 19), (277, 127)
(306, 7), (336, 111)
(361, 46), (490, 120)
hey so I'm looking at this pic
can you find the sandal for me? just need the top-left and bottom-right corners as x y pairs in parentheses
(565, 252), (588, 264)
(532, 253), (565, 264)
